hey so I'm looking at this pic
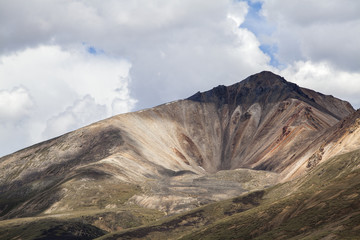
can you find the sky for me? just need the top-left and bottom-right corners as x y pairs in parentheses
(0, 0), (360, 157)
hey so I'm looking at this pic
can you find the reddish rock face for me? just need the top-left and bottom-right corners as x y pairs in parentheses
(183, 71), (354, 174)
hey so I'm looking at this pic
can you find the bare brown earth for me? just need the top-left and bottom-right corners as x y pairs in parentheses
(0, 71), (356, 239)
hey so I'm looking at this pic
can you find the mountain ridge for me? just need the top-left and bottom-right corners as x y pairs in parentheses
(188, 71), (352, 120)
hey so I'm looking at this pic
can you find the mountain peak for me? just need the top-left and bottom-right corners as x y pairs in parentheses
(187, 71), (308, 108)
(241, 71), (304, 95)
(244, 71), (287, 84)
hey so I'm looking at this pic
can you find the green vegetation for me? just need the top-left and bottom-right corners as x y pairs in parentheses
(0, 171), (164, 239)
(50, 178), (143, 212)
(0, 218), (106, 240)
(0, 206), (164, 240)
(96, 190), (266, 240)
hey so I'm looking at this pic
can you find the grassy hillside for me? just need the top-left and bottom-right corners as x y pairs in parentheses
(0, 206), (164, 240)
(98, 149), (360, 239)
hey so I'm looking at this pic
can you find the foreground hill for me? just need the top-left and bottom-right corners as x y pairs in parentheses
(0, 71), (356, 239)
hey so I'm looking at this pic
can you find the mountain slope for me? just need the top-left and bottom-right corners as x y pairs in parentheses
(0, 71), (355, 239)
(284, 109), (360, 180)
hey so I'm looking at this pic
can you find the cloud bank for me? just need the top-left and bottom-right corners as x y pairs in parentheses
(0, 45), (135, 155)
(0, 0), (359, 156)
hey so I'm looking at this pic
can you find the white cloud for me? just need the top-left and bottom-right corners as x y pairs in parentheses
(261, 0), (359, 26)
(0, 0), (272, 110)
(228, 1), (249, 27)
(0, 87), (34, 123)
(125, 1), (271, 108)
(0, 0), (229, 53)
(260, 0), (360, 71)
(0, 87), (34, 156)
(43, 95), (107, 138)
(278, 60), (360, 108)
(257, 0), (360, 108)
(0, 45), (135, 156)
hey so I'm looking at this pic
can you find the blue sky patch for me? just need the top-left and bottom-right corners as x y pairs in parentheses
(240, 0), (271, 36)
(87, 46), (97, 55)
(82, 42), (104, 55)
(239, 0), (279, 67)
(87, 46), (104, 55)
(259, 44), (281, 67)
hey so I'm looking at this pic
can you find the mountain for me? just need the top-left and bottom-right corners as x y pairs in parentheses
(0, 71), (358, 239)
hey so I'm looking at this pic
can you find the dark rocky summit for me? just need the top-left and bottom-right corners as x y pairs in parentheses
(188, 71), (352, 120)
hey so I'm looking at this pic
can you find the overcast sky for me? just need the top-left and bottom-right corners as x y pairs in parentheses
(1, 0), (360, 157)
